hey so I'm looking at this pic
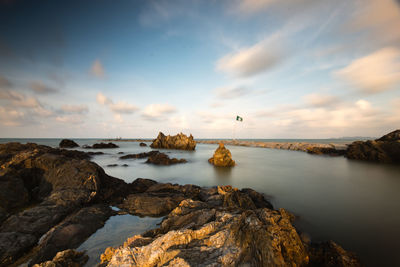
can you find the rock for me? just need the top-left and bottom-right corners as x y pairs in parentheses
(308, 241), (361, 267)
(346, 130), (400, 164)
(59, 139), (79, 148)
(87, 151), (104, 156)
(150, 132), (196, 150)
(0, 142), (127, 266)
(306, 146), (346, 156)
(107, 164), (118, 167)
(102, 185), (359, 267)
(146, 152), (187, 165)
(139, 142), (147, 147)
(83, 143), (119, 149)
(119, 151), (159, 159)
(208, 143), (235, 167)
(33, 249), (88, 267)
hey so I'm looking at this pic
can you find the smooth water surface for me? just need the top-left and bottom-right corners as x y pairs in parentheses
(1, 138), (399, 266)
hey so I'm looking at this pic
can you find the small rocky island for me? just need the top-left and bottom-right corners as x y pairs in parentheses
(208, 143), (236, 167)
(150, 132), (196, 150)
(83, 142), (119, 149)
(120, 151), (187, 165)
(0, 142), (360, 266)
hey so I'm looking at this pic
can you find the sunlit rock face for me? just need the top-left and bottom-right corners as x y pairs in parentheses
(150, 132), (196, 150)
(346, 129), (400, 164)
(101, 186), (360, 267)
(208, 143), (235, 167)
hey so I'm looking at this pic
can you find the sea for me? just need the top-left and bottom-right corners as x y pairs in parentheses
(1, 138), (399, 267)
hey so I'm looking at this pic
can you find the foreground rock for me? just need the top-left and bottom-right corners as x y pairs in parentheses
(83, 142), (119, 149)
(102, 185), (359, 267)
(150, 132), (196, 150)
(208, 143), (235, 167)
(59, 139), (79, 148)
(346, 129), (400, 164)
(0, 142), (127, 266)
(33, 249), (88, 267)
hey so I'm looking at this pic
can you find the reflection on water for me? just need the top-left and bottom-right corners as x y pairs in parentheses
(78, 214), (161, 267)
(2, 138), (400, 266)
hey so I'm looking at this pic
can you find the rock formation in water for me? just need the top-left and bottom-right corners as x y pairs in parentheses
(120, 151), (160, 159)
(208, 143), (235, 167)
(139, 142), (147, 147)
(59, 139), (79, 148)
(146, 152), (187, 165)
(346, 129), (400, 164)
(150, 132), (196, 150)
(83, 142), (119, 149)
(102, 184), (360, 267)
(0, 142), (360, 267)
(306, 146), (346, 156)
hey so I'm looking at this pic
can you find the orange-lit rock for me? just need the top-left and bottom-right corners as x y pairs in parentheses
(208, 143), (235, 167)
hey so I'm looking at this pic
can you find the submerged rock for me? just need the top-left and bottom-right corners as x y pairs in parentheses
(208, 143), (235, 167)
(139, 142), (147, 147)
(59, 139), (79, 148)
(346, 129), (400, 164)
(119, 151), (159, 159)
(83, 142), (119, 149)
(150, 132), (196, 150)
(102, 185), (360, 267)
(146, 152), (187, 165)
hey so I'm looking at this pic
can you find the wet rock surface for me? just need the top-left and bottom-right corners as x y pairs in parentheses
(150, 132), (196, 150)
(146, 152), (187, 165)
(59, 139), (79, 148)
(346, 130), (400, 164)
(103, 185), (360, 267)
(208, 143), (235, 167)
(83, 143), (119, 149)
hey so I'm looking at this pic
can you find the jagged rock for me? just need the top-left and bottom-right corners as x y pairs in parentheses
(101, 185), (359, 267)
(33, 249), (88, 267)
(119, 151), (159, 159)
(139, 142), (147, 147)
(208, 143), (235, 167)
(150, 132), (196, 150)
(346, 129), (400, 164)
(146, 152), (187, 165)
(0, 143), (127, 266)
(59, 139), (79, 148)
(83, 143), (119, 149)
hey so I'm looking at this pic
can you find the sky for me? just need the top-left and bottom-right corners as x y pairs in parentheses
(0, 0), (400, 138)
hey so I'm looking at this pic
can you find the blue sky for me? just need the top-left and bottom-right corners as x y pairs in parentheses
(0, 0), (399, 138)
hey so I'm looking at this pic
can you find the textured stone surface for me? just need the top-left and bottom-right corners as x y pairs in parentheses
(150, 132), (196, 150)
(59, 139), (79, 148)
(102, 185), (359, 267)
(346, 130), (400, 164)
(146, 152), (187, 165)
(208, 143), (235, 167)
(33, 249), (88, 267)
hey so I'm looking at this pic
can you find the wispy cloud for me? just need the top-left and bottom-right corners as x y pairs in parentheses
(335, 47), (400, 94)
(0, 75), (12, 88)
(90, 59), (105, 78)
(60, 104), (88, 114)
(303, 93), (340, 107)
(30, 81), (58, 94)
(214, 86), (252, 99)
(142, 103), (177, 120)
(216, 35), (284, 78)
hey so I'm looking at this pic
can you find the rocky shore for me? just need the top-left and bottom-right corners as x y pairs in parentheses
(0, 142), (360, 266)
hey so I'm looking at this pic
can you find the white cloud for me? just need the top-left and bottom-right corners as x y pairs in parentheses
(335, 47), (400, 93)
(142, 103), (177, 120)
(56, 115), (84, 125)
(61, 104), (88, 114)
(96, 92), (138, 114)
(91, 59), (105, 78)
(216, 36), (283, 77)
(0, 106), (26, 126)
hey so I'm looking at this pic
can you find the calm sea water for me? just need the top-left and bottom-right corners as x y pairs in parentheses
(1, 138), (399, 267)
